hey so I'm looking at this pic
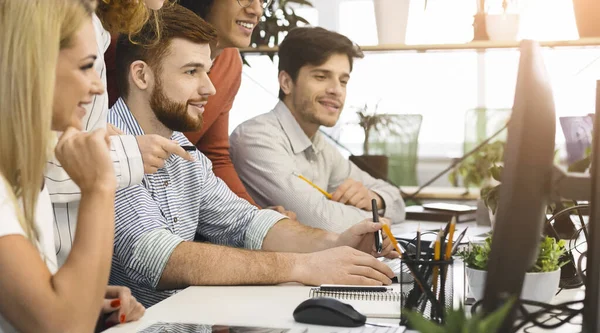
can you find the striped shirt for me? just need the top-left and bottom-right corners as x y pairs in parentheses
(48, 14), (144, 267)
(107, 98), (285, 307)
(230, 101), (406, 234)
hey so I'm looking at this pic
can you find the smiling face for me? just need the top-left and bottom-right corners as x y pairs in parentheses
(204, 0), (264, 48)
(280, 53), (351, 137)
(52, 18), (104, 131)
(147, 38), (216, 132)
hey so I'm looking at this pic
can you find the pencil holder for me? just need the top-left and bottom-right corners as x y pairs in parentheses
(399, 256), (454, 325)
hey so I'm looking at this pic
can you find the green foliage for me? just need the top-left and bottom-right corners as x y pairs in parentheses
(533, 236), (569, 272)
(355, 103), (404, 155)
(448, 141), (504, 191)
(457, 237), (492, 270)
(403, 300), (514, 333)
(251, 0), (313, 49)
(457, 235), (567, 273)
(568, 146), (592, 173)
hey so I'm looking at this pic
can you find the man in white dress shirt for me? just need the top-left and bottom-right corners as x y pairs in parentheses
(230, 27), (406, 233)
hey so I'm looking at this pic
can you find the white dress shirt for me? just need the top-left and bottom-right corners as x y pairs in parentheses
(230, 101), (406, 234)
(47, 14), (143, 266)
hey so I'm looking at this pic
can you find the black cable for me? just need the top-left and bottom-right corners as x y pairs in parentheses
(402, 122), (508, 200)
(319, 121), (508, 200)
(471, 298), (584, 332)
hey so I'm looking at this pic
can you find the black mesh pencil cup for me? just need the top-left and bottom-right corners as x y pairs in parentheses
(399, 256), (454, 325)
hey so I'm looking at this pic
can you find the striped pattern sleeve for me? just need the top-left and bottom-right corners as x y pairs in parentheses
(194, 152), (285, 250)
(113, 183), (184, 289)
(46, 14), (143, 203)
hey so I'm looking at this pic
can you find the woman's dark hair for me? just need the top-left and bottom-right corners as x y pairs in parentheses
(177, 0), (214, 18)
(277, 27), (364, 100)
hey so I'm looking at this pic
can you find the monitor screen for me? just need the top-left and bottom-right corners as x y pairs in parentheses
(481, 40), (557, 329)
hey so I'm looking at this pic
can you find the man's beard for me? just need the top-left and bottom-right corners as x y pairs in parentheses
(149, 79), (204, 132)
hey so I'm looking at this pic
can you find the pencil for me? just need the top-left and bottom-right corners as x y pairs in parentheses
(293, 172), (332, 199)
(451, 227), (469, 255)
(381, 224), (426, 293)
(416, 224), (422, 260)
(445, 217), (457, 260)
(432, 229), (443, 296)
(371, 199), (383, 253)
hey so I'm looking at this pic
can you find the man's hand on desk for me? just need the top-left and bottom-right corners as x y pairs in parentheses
(292, 246), (395, 286)
(331, 179), (383, 211)
(335, 218), (399, 259)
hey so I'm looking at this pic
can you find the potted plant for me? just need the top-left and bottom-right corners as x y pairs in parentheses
(448, 140), (504, 225)
(485, 0), (520, 41)
(448, 141), (504, 192)
(572, 0), (600, 38)
(457, 235), (567, 309)
(403, 300), (514, 333)
(251, 0), (313, 49)
(373, 0), (412, 45)
(348, 103), (404, 180)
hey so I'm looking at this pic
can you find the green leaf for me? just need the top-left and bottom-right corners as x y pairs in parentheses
(478, 298), (515, 333)
(403, 310), (445, 333)
(568, 155), (591, 173)
(489, 165), (503, 182)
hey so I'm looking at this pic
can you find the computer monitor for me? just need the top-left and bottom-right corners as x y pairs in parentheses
(582, 80), (600, 333)
(481, 40), (557, 329)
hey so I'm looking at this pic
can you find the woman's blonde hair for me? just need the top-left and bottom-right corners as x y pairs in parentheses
(0, 0), (94, 241)
(97, 0), (174, 40)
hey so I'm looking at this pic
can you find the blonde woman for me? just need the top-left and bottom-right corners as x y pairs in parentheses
(48, 0), (193, 267)
(0, 0), (143, 332)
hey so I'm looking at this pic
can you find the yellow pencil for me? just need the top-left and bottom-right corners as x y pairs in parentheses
(445, 216), (457, 260)
(432, 229), (443, 296)
(293, 172), (332, 199)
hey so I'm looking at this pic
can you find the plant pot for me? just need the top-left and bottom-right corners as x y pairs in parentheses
(349, 155), (389, 180)
(488, 209), (496, 229)
(373, 0), (411, 45)
(485, 14), (520, 41)
(466, 267), (560, 311)
(572, 0), (600, 38)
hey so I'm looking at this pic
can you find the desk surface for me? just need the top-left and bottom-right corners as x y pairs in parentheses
(104, 221), (584, 333)
(401, 186), (479, 201)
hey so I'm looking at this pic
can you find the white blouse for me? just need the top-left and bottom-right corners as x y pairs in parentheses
(0, 177), (58, 333)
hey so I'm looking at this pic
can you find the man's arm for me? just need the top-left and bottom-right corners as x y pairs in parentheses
(115, 177), (394, 290)
(196, 109), (258, 206)
(333, 161), (406, 223)
(230, 122), (372, 233)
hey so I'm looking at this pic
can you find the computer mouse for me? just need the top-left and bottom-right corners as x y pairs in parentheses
(293, 297), (366, 327)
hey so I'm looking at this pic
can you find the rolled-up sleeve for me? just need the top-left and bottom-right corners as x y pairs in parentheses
(113, 184), (184, 289)
(195, 153), (286, 249)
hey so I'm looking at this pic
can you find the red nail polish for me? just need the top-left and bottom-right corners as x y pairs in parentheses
(120, 314), (126, 323)
(110, 299), (121, 308)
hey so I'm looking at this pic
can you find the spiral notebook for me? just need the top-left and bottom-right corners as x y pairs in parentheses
(308, 285), (402, 319)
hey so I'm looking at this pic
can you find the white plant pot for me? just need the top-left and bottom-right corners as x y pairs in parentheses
(466, 267), (560, 310)
(373, 0), (411, 45)
(488, 209), (496, 229)
(485, 14), (520, 41)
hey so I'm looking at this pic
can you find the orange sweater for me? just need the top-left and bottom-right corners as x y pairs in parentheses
(105, 43), (257, 205)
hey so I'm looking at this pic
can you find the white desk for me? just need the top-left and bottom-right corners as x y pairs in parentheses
(104, 220), (585, 333)
(103, 281), (584, 333)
